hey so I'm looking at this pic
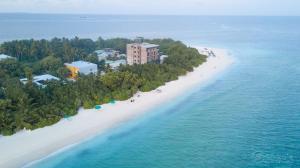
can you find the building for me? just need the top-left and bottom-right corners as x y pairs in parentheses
(0, 54), (14, 61)
(126, 43), (159, 65)
(106, 59), (127, 70)
(160, 55), (168, 64)
(64, 61), (98, 79)
(95, 50), (108, 61)
(95, 48), (121, 61)
(20, 74), (60, 88)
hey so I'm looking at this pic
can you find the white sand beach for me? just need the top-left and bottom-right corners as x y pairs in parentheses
(0, 47), (234, 168)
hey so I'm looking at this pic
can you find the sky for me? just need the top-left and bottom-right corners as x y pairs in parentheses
(0, 0), (299, 16)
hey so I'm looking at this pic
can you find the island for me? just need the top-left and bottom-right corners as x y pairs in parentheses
(0, 37), (207, 135)
(0, 37), (233, 168)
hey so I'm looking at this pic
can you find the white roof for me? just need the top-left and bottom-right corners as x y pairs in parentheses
(130, 43), (159, 49)
(95, 49), (119, 55)
(20, 74), (60, 87)
(95, 50), (105, 54)
(106, 59), (126, 68)
(98, 52), (109, 58)
(33, 74), (60, 82)
(65, 61), (97, 68)
(0, 54), (13, 60)
(141, 43), (159, 48)
(20, 74), (59, 82)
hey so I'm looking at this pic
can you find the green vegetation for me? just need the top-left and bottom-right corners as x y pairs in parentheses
(0, 37), (206, 136)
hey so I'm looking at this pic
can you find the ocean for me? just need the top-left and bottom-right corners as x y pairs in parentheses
(1, 14), (300, 168)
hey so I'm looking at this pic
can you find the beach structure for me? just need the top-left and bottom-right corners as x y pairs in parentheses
(160, 55), (168, 64)
(199, 48), (216, 57)
(20, 74), (60, 87)
(64, 61), (98, 79)
(106, 59), (127, 70)
(0, 54), (14, 61)
(126, 42), (159, 65)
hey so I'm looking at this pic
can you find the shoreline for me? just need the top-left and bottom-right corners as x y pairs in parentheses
(0, 46), (234, 168)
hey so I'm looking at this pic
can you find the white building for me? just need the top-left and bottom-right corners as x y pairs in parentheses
(95, 49), (121, 61)
(64, 61), (98, 78)
(160, 55), (168, 64)
(20, 74), (60, 87)
(0, 54), (14, 61)
(95, 50), (109, 61)
(106, 59), (127, 70)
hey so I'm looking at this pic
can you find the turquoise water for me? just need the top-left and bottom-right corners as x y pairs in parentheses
(1, 15), (300, 168)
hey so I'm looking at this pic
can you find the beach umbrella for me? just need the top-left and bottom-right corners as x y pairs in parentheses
(109, 99), (116, 104)
(95, 105), (102, 110)
(64, 115), (72, 121)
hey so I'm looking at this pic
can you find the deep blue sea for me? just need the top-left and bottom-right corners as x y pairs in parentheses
(1, 14), (300, 168)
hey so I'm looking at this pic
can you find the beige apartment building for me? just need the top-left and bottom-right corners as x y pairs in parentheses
(126, 43), (159, 65)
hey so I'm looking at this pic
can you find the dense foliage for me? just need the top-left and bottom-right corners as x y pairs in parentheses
(0, 37), (206, 136)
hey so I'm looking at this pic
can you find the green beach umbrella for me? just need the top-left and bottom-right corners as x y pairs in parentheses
(95, 105), (102, 110)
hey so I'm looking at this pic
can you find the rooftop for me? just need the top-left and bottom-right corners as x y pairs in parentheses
(65, 61), (97, 68)
(33, 74), (60, 82)
(0, 54), (13, 60)
(140, 43), (159, 48)
(95, 49), (122, 61)
(106, 59), (127, 69)
(130, 43), (159, 49)
(20, 74), (60, 87)
(95, 50), (105, 55)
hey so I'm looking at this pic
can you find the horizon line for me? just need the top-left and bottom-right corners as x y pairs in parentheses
(0, 12), (299, 17)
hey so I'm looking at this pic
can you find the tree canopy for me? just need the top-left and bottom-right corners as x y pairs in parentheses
(0, 37), (206, 136)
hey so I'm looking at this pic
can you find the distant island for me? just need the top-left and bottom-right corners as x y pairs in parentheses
(0, 37), (207, 136)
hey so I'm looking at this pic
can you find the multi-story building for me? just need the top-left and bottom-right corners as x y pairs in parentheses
(126, 43), (159, 65)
